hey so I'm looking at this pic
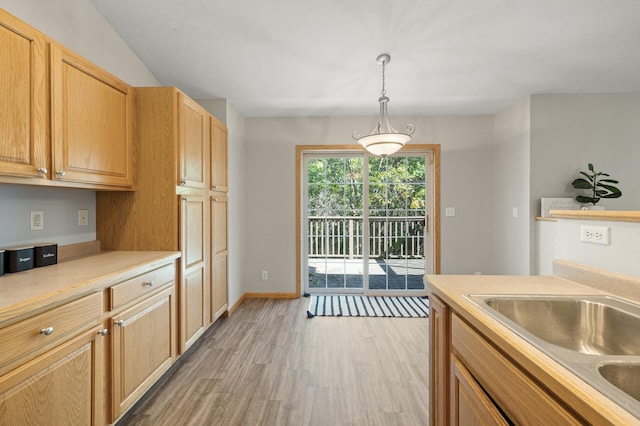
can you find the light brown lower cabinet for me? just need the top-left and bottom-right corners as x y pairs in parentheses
(0, 325), (106, 426)
(110, 284), (177, 421)
(430, 294), (589, 426)
(0, 257), (179, 425)
(450, 355), (509, 425)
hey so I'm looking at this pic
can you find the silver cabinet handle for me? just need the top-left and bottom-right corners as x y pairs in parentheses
(213, 198), (218, 202)
(143, 281), (154, 287)
(212, 185), (218, 189)
(56, 170), (66, 176)
(40, 327), (54, 336)
(98, 329), (108, 336)
(115, 320), (124, 326)
(36, 167), (48, 174)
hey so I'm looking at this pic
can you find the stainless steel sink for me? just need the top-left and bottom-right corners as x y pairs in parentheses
(465, 294), (640, 419)
(484, 297), (640, 355)
(599, 363), (640, 403)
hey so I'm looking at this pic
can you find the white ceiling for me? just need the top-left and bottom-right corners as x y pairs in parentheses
(89, 0), (640, 117)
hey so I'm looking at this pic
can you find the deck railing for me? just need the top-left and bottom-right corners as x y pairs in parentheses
(308, 216), (425, 259)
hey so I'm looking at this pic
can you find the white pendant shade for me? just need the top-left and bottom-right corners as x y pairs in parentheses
(357, 133), (410, 157)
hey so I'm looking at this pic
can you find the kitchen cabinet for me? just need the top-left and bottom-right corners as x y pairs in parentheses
(181, 194), (209, 350)
(179, 93), (209, 189)
(0, 9), (47, 179)
(0, 10), (133, 189)
(96, 87), (227, 354)
(210, 115), (228, 192)
(429, 295), (449, 426)
(0, 292), (105, 426)
(110, 284), (176, 420)
(429, 292), (588, 425)
(50, 42), (133, 188)
(450, 355), (509, 425)
(211, 194), (228, 321)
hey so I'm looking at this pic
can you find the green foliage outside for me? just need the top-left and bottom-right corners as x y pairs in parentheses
(307, 156), (426, 217)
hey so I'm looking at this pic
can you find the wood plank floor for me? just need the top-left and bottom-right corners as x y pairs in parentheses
(119, 297), (429, 426)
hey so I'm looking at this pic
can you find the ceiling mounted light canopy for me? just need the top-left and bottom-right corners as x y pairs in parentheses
(352, 53), (414, 157)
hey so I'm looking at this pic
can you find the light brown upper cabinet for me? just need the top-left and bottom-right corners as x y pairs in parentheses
(50, 42), (133, 188)
(0, 10), (133, 189)
(210, 116), (228, 192)
(0, 9), (47, 179)
(179, 93), (208, 189)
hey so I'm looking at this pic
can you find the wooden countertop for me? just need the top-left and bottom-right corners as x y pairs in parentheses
(426, 274), (640, 425)
(550, 209), (640, 222)
(0, 250), (180, 327)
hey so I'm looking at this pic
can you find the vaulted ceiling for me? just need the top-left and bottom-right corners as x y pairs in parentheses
(90, 0), (640, 117)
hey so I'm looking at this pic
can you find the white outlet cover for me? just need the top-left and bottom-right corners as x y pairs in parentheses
(78, 209), (89, 226)
(580, 225), (610, 245)
(30, 210), (44, 231)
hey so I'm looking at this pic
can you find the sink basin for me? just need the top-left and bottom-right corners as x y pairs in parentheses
(599, 363), (640, 403)
(465, 294), (640, 419)
(484, 296), (640, 355)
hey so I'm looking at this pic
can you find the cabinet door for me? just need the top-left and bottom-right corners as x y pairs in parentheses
(210, 116), (228, 192)
(451, 356), (509, 426)
(178, 93), (208, 189)
(180, 195), (209, 352)
(0, 326), (105, 426)
(212, 254), (228, 322)
(211, 195), (228, 257)
(430, 295), (450, 426)
(0, 10), (47, 179)
(111, 286), (176, 420)
(210, 195), (228, 321)
(50, 43), (133, 188)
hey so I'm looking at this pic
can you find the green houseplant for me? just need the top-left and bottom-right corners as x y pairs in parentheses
(571, 163), (622, 205)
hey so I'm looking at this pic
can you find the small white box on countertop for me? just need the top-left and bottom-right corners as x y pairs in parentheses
(541, 198), (581, 217)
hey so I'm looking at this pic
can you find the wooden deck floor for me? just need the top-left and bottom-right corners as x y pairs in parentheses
(119, 297), (429, 426)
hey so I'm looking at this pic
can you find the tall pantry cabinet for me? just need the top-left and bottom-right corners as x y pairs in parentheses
(97, 87), (228, 353)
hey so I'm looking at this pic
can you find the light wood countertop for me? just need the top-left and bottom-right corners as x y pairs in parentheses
(426, 274), (640, 425)
(0, 251), (180, 327)
(550, 209), (640, 222)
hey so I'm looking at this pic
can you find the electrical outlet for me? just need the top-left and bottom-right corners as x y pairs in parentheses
(580, 225), (610, 245)
(261, 270), (268, 280)
(30, 210), (44, 231)
(78, 209), (89, 226)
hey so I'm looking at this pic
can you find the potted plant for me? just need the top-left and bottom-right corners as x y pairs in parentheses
(571, 163), (622, 207)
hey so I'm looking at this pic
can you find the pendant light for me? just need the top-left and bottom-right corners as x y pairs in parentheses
(352, 53), (414, 157)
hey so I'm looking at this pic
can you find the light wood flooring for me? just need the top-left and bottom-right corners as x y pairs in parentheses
(119, 297), (429, 426)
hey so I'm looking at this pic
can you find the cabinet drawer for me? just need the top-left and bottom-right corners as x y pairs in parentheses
(110, 263), (175, 310)
(0, 291), (102, 374)
(451, 313), (584, 425)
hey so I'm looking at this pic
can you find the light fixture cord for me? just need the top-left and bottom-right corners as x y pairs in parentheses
(380, 60), (386, 97)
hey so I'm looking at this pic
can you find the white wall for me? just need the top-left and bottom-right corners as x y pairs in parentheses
(244, 115), (496, 294)
(0, 0), (160, 248)
(491, 97), (531, 275)
(530, 94), (640, 212)
(540, 218), (640, 278)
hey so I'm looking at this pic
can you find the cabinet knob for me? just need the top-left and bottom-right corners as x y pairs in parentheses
(115, 320), (124, 326)
(181, 178), (187, 185)
(40, 327), (54, 336)
(56, 170), (66, 176)
(98, 329), (109, 336)
(36, 167), (48, 174)
(143, 281), (155, 287)
(212, 185), (218, 189)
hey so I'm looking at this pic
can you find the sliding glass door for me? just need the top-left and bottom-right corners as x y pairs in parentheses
(303, 150), (432, 295)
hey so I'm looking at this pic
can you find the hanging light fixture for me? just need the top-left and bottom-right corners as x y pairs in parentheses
(352, 53), (414, 157)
